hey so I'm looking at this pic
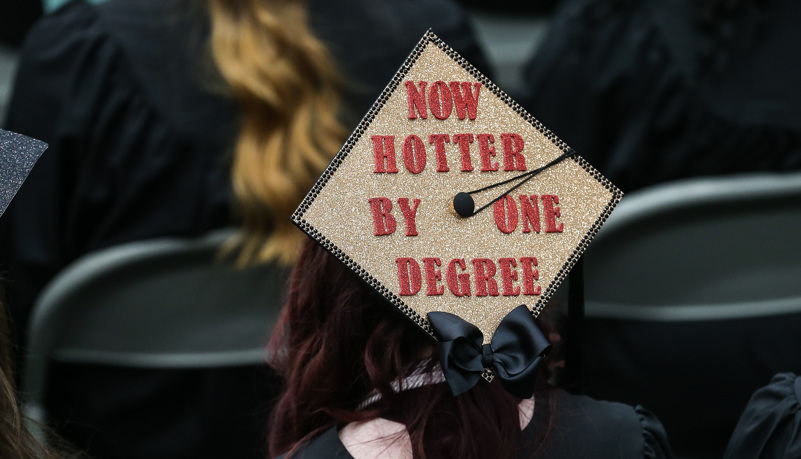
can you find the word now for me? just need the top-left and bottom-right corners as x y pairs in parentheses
(372, 133), (526, 174)
(396, 256), (542, 297)
(406, 80), (481, 120)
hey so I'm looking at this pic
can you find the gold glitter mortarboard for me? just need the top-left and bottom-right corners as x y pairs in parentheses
(293, 31), (621, 393)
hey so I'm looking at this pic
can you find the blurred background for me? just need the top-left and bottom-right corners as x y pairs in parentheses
(1, 1), (800, 458)
(0, 2), (552, 127)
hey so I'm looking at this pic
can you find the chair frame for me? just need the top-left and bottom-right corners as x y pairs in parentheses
(21, 229), (287, 432)
(584, 172), (801, 321)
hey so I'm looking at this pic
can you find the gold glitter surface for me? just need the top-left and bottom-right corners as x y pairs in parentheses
(297, 34), (620, 343)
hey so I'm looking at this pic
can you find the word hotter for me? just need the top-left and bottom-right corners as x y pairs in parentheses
(396, 256), (542, 297)
(372, 133), (526, 174)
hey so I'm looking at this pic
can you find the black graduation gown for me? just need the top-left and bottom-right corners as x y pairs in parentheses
(276, 388), (674, 459)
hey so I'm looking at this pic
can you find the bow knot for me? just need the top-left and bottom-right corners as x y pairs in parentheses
(428, 305), (551, 399)
(481, 344), (494, 368)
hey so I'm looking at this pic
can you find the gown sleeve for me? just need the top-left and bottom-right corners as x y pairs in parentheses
(522, 389), (675, 458)
(723, 373), (801, 459)
(635, 405), (675, 459)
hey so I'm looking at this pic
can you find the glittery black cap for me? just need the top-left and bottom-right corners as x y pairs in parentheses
(0, 129), (48, 218)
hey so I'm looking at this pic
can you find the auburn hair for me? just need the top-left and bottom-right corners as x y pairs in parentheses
(267, 241), (558, 458)
(207, 0), (346, 266)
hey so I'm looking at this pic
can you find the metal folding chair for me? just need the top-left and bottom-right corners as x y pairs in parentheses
(582, 172), (801, 458)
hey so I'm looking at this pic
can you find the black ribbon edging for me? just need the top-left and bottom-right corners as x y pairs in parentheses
(428, 305), (551, 398)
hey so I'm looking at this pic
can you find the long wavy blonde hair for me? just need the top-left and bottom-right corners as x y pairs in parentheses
(208, 0), (346, 266)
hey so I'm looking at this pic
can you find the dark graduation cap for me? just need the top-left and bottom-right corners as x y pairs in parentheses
(292, 31), (622, 398)
(0, 129), (47, 218)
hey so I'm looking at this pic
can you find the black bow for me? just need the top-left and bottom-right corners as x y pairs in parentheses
(428, 305), (550, 399)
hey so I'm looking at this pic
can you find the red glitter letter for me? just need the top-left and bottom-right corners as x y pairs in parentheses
(422, 257), (444, 296)
(428, 80), (453, 120)
(406, 81), (428, 120)
(452, 134), (474, 172)
(501, 133), (526, 171)
(372, 135), (398, 173)
(402, 135), (426, 174)
(541, 195), (564, 233)
(429, 134), (450, 172)
(520, 194), (541, 234)
(494, 195), (518, 234)
(397, 197), (421, 236)
(368, 197), (396, 236)
(449, 82), (481, 120)
(477, 133), (498, 172)
(498, 258), (521, 296)
(397, 258), (422, 296)
(520, 257), (542, 296)
(472, 258), (499, 297)
(446, 259), (471, 297)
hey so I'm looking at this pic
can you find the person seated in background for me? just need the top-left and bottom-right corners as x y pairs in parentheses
(0, 0), (490, 457)
(1, 0), (490, 356)
(0, 128), (76, 459)
(519, 1), (801, 456)
(724, 372), (801, 459)
(519, 0), (801, 194)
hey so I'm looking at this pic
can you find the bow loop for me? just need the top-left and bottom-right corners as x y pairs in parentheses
(428, 305), (551, 399)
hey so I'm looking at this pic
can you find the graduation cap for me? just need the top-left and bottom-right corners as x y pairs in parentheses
(0, 129), (48, 218)
(292, 32), (621, 398)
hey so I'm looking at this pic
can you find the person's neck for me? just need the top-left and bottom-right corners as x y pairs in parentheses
(339, 396), (536, 459)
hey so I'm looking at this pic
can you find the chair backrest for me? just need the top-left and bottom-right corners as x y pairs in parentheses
(581, 172), (801, 458)
(585, 172), (801, 318)
(22, 229), (289, 428)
